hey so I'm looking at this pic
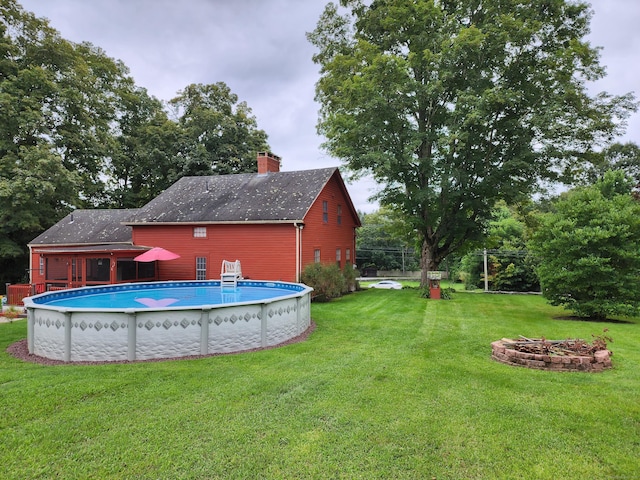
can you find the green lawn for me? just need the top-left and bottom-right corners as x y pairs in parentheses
(1, 290), (638, 479)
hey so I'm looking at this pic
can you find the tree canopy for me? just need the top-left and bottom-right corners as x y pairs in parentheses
(356, 206), (419, 271)
(459, 202), (538, 292)
(528, 171), (640, 320)
(0, 0), (270, 285)
(308, 0), (637, 286)
(570, 141), (640, 190)
(168, 82), (270, 177)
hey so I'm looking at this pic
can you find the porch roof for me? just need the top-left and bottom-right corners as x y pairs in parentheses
(32, 244), (148, 255)
(29, 209), (138, 246)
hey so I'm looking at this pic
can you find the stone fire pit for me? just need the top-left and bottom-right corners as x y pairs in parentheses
(491, 337), (613, 372)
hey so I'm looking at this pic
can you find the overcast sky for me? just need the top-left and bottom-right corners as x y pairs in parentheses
(17, 0), (640, 213)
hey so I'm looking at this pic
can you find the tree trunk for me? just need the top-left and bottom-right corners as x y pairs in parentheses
(420, 239), (439, 288)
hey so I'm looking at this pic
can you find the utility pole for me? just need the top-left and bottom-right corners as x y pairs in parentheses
(483, 248), (489, 292)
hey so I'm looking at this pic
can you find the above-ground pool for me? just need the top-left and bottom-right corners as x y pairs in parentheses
(23, 280), (313, 363)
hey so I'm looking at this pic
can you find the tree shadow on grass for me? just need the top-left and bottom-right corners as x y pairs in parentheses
(553, 315), (635, 324)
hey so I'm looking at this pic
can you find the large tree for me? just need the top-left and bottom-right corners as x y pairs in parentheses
(308, 0), (636, 286)
(0, 0), (272, 284)
(1, 1), (137, 207)
(1, 0), (127, 282)
(105, 86), (183, 208)
(168, 82), (270, 177)
(105, 82), (271, 209)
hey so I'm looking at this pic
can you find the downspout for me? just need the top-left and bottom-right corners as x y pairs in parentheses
(353, 227), (358, 270)
(295, 223), (304, 282)
(28, 245), (33, 284)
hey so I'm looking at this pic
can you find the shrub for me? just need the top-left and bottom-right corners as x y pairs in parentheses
(1, 306), (22, 320)
(529, 171), (640, 320)
(420, 286), (455, 300)
(342, 264), (360, 293)
(301, 263), (346, 301)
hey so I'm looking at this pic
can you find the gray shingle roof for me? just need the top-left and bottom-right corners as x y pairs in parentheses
(125, 168), (339, 224)
(29, 209), (137, 246)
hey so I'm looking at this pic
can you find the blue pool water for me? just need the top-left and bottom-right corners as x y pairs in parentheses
(31, 281), (303, 310)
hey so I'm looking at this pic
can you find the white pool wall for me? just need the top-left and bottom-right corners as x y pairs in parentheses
(24, 280), (313, 362)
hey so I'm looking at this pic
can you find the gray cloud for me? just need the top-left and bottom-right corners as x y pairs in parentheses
(588, 0), (640, 140)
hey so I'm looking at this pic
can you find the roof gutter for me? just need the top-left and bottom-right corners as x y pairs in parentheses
(28, 241), (135, 248)
(123, 219), (305, 226)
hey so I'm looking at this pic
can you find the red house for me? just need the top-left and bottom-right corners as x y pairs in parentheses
(27, 153), (361, 289)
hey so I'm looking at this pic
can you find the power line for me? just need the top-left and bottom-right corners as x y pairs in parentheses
(474, 249), (529, 257)
(357, 247), (416, 253)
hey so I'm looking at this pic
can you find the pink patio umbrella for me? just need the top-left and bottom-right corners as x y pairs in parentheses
(134, 247), (180, 281)
(134, 247), (181, 262)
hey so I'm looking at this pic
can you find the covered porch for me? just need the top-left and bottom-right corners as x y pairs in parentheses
(7, 245), (159, 305)
(33, 245), (158, 289)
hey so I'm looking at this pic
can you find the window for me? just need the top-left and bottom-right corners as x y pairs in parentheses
(193, 227), (207, 238)
(336, 248), (341, 267)
(346, 248), (351, 262)
(337, 204), (342, 225)
(46, 257), (68, 281)
(196, 257), (207, 280)
(39, 256), (44, 275)
(322, 201), (328, 223)
(314, 249), (321, 263)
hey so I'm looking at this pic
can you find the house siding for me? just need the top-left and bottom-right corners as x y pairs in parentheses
(301, 173), (357, 271)
(133, 224), (298, 282)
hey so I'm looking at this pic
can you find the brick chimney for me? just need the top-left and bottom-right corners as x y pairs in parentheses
(257, 152), (281, 174)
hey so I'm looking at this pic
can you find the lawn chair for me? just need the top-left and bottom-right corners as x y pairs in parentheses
(221, 260), (242, 288)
